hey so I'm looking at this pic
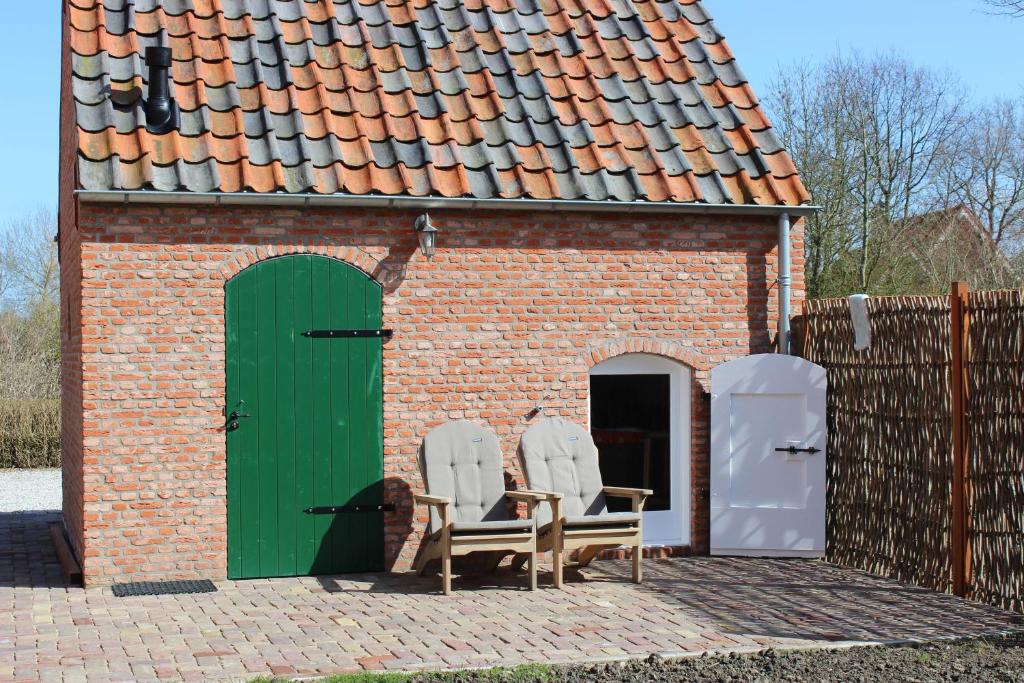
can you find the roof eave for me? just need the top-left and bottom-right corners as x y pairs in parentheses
(75, 190), (820, 218)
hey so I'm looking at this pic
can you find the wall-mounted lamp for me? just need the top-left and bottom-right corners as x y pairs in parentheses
(414, 213), (439, 260)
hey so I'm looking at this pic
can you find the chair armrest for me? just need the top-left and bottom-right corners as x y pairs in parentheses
(414, 493), (452, 507)
(528, 490), (564, 526)
(505, 490), (545, 502)
(603, 486), (651, 514)
(603, 486), (654, 498)
(521, 489), (564, 501)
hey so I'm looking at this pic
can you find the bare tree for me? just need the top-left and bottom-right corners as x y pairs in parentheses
(0, 209), (60, 400)
(768, 62), (859, 297)
(841, 55), (965, 292)
(1, 209), (59, 310)
(982, 0), (1024, 16)
(943, 99), (1024, 251)
(767, 54), (965, 296)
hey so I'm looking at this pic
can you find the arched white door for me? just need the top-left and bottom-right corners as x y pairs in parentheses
(710, 354), (826, 557)
(589, 353), (690, 546)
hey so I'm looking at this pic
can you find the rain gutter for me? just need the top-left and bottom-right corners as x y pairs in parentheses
(75, 190), (819, 218)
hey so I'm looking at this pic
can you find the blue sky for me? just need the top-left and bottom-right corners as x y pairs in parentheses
(0, 0), (1020, 225)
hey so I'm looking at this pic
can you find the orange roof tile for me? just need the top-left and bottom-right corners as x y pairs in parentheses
(70, 0), (809, 206)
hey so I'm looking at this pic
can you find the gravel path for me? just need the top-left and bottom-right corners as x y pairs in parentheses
(0, 468), (61, 511)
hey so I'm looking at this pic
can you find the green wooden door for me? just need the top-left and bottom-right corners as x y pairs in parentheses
(225, 255), (384, 579)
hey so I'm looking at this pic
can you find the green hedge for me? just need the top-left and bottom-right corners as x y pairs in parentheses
(0, 400), (60, 468)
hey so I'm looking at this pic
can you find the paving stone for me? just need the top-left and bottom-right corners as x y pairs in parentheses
(0, 511), (1021, 683)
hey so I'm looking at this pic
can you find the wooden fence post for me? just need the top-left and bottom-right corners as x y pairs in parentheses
(950, 281), (970, 598)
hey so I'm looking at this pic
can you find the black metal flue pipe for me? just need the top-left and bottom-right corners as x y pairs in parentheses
(143, 46), (179, 134)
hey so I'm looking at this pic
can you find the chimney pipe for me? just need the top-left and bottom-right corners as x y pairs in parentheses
(143, 46), (179, 134)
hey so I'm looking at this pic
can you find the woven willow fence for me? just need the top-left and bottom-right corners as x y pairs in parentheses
(801, 296), (954, 594)
(966, 290), (1024, 613)
(801, 288), (1024, 612)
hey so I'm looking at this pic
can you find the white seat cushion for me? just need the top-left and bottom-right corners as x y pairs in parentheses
(563, 512), (641, 528)
(518, 418), (609, 527)
(421, 420), (511, 532)
(451, 519), (534, 534)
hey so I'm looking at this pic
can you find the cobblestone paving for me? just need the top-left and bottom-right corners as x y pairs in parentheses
(1, 512), (1020, 682)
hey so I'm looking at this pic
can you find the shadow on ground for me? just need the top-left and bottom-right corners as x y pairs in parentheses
(0, 510), (66, 588)
(587, 556), (1023, 643)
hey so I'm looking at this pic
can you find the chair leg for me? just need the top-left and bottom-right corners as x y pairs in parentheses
(552, 544), (564, 589)
(441, 544), (452, 595)
(577, 546), (601, 568)
(528, 543), (537, 591)
(510, 553), (529, 571)
(489, 551), (509, 573)
(632, 543), (642, 584)
(415, 543), (434, 576)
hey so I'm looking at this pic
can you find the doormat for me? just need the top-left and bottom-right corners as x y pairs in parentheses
(111, 579), (217, 597)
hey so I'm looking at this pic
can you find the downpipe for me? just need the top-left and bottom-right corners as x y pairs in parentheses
(777, 212), (792, 355)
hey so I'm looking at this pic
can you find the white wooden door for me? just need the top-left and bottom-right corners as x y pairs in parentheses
(710, 354), (826, 557)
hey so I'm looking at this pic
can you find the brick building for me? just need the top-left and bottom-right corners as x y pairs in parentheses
(60, 0), (811, 585)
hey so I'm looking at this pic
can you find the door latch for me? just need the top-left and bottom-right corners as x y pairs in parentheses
(226, 401), (251, 432)
(774, 445), (821, 455)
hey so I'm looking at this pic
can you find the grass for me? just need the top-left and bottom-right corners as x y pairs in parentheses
(251, 663), (556, 683)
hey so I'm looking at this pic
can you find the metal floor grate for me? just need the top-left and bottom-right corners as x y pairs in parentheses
(111, 579), (217, 597)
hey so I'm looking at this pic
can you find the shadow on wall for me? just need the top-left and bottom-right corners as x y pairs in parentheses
(746, 250), (773, 352)
(383, 476), (414, 571)
(372, 237), (418, 295)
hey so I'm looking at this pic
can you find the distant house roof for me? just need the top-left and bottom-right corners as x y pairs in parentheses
(68, 0), (811, 207)
(901, 205), (1000, 251)
(899, 204), (1011, 272)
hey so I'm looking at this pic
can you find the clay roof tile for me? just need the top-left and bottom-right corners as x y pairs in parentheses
(70, 0), (809, 206)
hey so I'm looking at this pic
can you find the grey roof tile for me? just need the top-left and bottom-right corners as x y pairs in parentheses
(465, 166), (500, 197)
(552, 32), (582, 57)
(204, 85), (242, 112)
(70, 0), (808, 204)
(518, 10), (548, 36)
(132, 0), (190, 15)
(694, 171), (730, 204)
(551, 168), (586, 198)
(79, 156), (115, 190)
(277, 1), (309, 23)
(179, 108), (210, 137)
(352, 0), (389, 27)
(219, 0), (259, 20)
(657, 146), (694, 175)
(412, 92), (446, 118)
(245, 133), (275, 165)
(753, 129), (787, 155)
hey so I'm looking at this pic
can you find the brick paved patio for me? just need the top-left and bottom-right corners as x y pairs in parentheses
(1, 511), (1020, 682)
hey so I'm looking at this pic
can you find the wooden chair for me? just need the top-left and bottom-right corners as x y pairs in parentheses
(414, 420), (543, 595)
(518, 417), (652, 588)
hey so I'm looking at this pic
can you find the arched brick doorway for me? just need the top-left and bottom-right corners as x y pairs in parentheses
(589, 352), (691, 547)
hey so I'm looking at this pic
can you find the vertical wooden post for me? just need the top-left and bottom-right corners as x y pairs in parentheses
(950, 281), (970, 598)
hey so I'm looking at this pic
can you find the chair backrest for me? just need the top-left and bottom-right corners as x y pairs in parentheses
(420, 420), (508, 531)
(518, 417), (607, 526)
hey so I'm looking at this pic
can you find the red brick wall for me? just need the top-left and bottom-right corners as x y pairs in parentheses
(68, 202), (804, 584)
(58, 0), (85, 564)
